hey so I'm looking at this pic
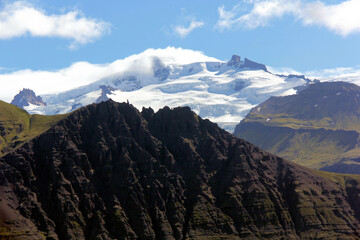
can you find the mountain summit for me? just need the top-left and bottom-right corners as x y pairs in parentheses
(11, 88), (46, 109)
(10, 49), (310, 132)
(227, 55), (268, 71)
(1, 100), (360, 239)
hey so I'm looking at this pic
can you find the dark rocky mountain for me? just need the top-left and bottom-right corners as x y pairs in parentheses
(234, 81), (360, 173)
(11, 88), (47, 109)
(227, 55), (268, 72)
(2, 100), (360, 239)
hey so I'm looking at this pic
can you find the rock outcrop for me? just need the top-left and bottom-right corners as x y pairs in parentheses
(95, 85), (116, 104)
(11, 88), (47, 109)
(1, 100), (360, 239)
(227, 55), (268, 71)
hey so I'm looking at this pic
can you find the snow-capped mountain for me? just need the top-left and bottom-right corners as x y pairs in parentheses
(13, 48), (313, 132)
(11, 88), (47, 109)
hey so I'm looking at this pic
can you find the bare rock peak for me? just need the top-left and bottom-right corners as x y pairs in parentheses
(11, 88), (46, 108)
(243, 57), (268, 71)
(227, 55), (267, 71)
(95, 85), (116, 104)
(227, 55), (242, 67)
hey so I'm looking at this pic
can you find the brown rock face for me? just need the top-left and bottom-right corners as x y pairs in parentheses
(1, 100), (360, 239)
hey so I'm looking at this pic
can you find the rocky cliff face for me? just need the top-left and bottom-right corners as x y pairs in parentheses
(1, 100), (360, 239)
(11, 88), (47, 109)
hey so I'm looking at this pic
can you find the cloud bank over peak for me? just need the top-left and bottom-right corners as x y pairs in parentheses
(0, 1), (110, 48)
(0, 47), (221, 102)
(216, 0), (360, 37)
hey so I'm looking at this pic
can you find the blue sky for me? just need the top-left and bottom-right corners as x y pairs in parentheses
(0, 0), (359, 73)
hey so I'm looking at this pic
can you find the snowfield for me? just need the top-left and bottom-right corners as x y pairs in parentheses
(11, 47), (313, 132)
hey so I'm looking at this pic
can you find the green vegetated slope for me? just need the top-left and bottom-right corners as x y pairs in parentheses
(234, 81), (360, 173)
(0, 100), (66, 155)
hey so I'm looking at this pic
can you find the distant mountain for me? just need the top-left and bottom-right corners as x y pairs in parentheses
(11, 49), (313, 132)
(234, 81), (360, 174)
(1, 100), (360, 239)
(11, 88), (47, 109)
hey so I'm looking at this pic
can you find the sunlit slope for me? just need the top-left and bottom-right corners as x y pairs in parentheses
(0, 100), (66, 155)
(234, 82), (360, 173)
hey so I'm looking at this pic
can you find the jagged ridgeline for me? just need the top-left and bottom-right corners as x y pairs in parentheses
(11, 88), (47, 109)
(234, 81), (360, 174)
(1, 100), (360, 239)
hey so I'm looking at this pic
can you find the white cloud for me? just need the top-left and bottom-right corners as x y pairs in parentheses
(174, 20), (204, 38)
(300, 0), (360, 36)
(305, 66), (360, 79)
(0, 1), (110, 48)
(268, 64), (360, 82)
(216, 0), (360, 36)
(267, 66), (302, 75)
(215, 5), (240, 30)
(304, 65), (360, 87)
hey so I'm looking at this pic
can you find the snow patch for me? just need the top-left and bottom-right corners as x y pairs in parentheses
(278, 88), (297, 96)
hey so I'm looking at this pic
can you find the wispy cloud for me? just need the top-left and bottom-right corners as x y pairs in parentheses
(0, 66), (15, 73)
(306, 66), (360, 79)
(215, 4), (243, 30)
(267, 66), (302, 75)
(304, 66), (360, 87)
(174, 20), (204, 38)
(215, 0), (360, 36)
(0, 1), (110, 48)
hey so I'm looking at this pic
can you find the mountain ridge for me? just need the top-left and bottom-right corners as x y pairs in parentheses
(1, 100), (360, 239)
(234, 81), (360, 173)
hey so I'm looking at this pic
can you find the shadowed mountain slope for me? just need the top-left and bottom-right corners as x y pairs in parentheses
(1, 100), (360, 239)
(234, 82), (360, 173)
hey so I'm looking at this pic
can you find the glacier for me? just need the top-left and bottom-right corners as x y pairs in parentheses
(13, 48), (312, 132)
